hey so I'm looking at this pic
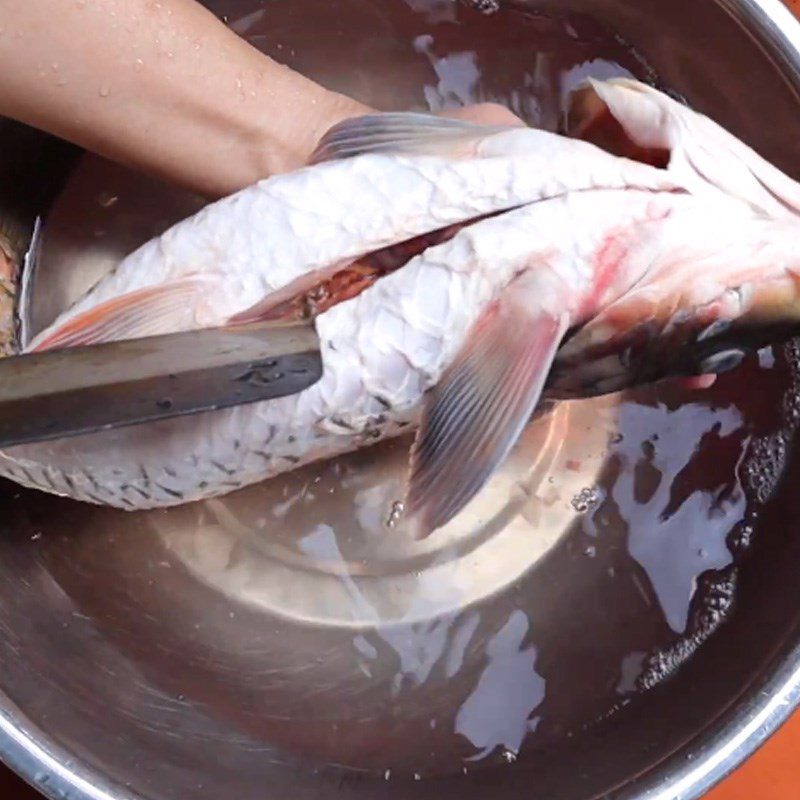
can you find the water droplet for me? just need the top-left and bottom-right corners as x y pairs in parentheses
(384, 770), (391, 781)
(98, 82), (111, 98)
(134, 58), (144, 72)
(176, 694), (185, 701)
(413, 773), (421, 781)
(582, 544), (596, 558)
(31, 531), (42, 541)
(502, 749), (517, 763)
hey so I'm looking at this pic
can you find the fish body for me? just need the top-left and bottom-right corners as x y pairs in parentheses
(2, 79), (800, 535)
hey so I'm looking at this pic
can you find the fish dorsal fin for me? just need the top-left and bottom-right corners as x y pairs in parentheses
(310, 112), (511, 164)
(571, 78), (800, 219)
(405, 276), (570, 538)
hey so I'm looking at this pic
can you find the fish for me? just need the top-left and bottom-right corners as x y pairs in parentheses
(1, 78), (799, 538)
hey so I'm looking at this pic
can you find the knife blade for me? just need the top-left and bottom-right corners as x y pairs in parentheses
(0, 320), (321, 448)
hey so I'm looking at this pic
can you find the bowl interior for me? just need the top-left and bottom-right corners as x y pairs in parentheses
(3, 2), (800, 799)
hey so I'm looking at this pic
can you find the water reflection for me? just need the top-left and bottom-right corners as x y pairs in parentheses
(456, 609), (544, 760)
(616, 401), (745, 633)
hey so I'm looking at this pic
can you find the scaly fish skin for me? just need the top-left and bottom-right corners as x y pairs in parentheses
(0, 188), (671, 510)
(2, 79), (799, 537)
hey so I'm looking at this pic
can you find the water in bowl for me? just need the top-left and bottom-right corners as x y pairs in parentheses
(18, 0), (798, 780)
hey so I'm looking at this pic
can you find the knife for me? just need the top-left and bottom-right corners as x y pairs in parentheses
(0, 320), (321, 448)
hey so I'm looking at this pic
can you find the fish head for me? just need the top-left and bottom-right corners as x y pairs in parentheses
(565, 77), (800, 219)
(565, 78), (673, 169)
(547, 219), (800, 398)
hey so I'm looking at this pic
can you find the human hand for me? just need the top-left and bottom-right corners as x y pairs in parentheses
(439, 102), (525, 127)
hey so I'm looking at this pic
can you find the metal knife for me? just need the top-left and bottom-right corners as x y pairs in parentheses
(0, 320), (321, 448)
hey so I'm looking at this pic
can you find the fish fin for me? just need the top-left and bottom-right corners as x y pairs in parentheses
(28, 277), (212, 352)
(310, 113), (509, 163)
(17, 216), (42, 351)
(405, 290), (569, 539)
(572, 78), (800, 217)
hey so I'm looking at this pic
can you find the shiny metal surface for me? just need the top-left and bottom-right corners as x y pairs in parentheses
(0, 321), (321, 447)
(2, 1), (800, 800)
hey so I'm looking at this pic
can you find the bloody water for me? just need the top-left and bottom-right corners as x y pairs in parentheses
(28, 0), (799, 780)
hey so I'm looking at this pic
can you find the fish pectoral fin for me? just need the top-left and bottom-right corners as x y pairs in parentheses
(310, 113), (511, 163)
(405, 288), (569, 539)
(27, 276), (214, 352)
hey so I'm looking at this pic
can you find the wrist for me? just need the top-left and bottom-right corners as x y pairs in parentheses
(250, 85), (371, 180)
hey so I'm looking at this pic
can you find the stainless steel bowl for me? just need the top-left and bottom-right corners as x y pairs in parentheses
(3, 1), (800, 798)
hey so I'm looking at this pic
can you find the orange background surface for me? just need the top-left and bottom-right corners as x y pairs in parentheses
(3, 1), (800, 798)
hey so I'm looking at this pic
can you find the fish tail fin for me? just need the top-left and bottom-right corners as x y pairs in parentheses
(405, 277), (570, 539)
(27, 276), (214, 352)
(568, 78), (800, 218)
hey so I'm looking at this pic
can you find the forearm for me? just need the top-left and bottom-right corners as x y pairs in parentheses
(0, 0), (368, 197)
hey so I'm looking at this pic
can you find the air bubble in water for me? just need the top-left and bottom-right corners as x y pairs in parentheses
(468, 0), (501, 13)
(743, 431), (787, 504)
(729, 520), (754, 555)
(638, 569), (738, 690)
(386, 500), (404, 528)
(783, 388), (800, 428)
(571, 487), (599, 513)
(694, 571), (737, 634)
